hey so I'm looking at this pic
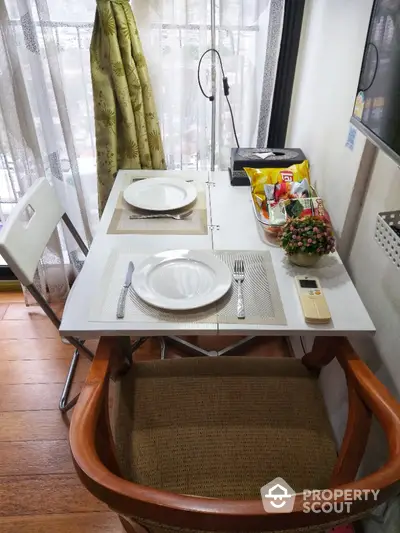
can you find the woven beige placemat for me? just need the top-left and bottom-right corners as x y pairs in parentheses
(214, 251), (286, 326)
(90, 250), (286, 327)
(89, 251), (216, 325)
(107, 180), (208, 235)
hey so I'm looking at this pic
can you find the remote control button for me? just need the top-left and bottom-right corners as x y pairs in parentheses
(315, 291), (321, 295)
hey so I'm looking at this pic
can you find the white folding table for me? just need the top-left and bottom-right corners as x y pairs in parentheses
(60, 170), (375, 348)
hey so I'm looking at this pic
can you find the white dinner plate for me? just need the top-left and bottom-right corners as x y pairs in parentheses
(123, 178), (197, 211)
(132, 250), (232, 311)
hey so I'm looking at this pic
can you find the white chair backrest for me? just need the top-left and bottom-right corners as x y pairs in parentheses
(0, 178), (65, 286)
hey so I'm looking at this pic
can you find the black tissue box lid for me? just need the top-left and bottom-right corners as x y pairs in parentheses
(231, 147), (306, 170)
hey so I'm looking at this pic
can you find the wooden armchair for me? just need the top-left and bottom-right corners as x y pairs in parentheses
(70, 337), (400, 533)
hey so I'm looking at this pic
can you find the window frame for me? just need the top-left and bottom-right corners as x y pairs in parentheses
(268, 0), (306, 147)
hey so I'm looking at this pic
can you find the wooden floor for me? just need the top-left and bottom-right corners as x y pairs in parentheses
(0, 291), (288, 532)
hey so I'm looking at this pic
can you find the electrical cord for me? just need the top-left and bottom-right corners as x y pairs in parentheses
(225, 94), (240, 149)
(300, 336), (306, 355)
(197, 47), (240, 148)
(197, 48), (226, 100)
(359, 42), (379, 93)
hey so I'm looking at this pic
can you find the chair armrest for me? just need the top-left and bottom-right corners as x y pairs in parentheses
(336, 338), (400, 443)
(70, 337), (400, 533)
(332, 338), (400, 486)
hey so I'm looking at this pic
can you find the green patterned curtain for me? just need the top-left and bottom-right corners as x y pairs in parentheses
(91, 0), (166, 214)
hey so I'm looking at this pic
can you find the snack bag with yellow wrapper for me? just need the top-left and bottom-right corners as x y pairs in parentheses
(245, 160), (310, 209)
(245, 161), (310, 228)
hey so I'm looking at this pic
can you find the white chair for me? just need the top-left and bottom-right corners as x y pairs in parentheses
(0, 177), (93, 412)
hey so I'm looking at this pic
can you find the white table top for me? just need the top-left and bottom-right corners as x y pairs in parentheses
(60, 170), (375, 339)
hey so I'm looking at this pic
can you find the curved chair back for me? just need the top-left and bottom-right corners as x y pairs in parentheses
(0, 177), (64, 287)
(70, 337), (400, 533)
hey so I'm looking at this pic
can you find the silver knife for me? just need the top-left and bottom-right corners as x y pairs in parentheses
(117, 261), (134, 319)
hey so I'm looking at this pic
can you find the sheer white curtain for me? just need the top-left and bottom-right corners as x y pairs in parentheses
(0, 0), (284, 301)
(133, 0), (284, 170)
(0, 0), (97, 302)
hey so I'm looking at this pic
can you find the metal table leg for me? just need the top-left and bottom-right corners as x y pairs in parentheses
(59, 348), (80, 413)
(165, 335), (258, 357)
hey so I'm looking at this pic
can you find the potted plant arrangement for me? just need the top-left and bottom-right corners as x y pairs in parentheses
(280, 215), (336, 267)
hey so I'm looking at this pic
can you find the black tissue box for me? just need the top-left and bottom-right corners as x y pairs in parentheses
(229, 147), (307, 186)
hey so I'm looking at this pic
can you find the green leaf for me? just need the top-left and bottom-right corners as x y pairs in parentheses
(148, 130), (161, 152)
(90, 49), (101, 70)
(102, 7), (116, 36)
(130, 73), (140, 86)
(112, 62), (125, 77)
(124, 141), (139, 160)
(142, 153), (152, 167)
(125, 61), (135, 76)
(125, 10), (139, 37)
(98, 107), (116, 129)
(135, 54), (146, 68)
(120, 20), (130, 41)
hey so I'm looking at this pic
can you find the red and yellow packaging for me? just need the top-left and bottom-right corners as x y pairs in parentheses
(245, 161), (310, 209)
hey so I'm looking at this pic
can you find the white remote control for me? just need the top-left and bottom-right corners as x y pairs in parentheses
(294, 275), (331, 324)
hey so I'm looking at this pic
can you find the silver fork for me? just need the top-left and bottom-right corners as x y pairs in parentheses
(129, 210), (193, 220)
(233, 259), (245, 319)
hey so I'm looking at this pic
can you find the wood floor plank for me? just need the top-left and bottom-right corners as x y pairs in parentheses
(0, 474), (106, 516)
(0, 292), (23, 304)
(0, 440), (74, 476)
(0, 512), (122, 533)
(0, 411), (69, 441)
(3, 303), (64, 321)
(0, 338), (73, 361)
(0, 383), (82, 412)
(0, 320), (59, 339)
(0, 358), (90, 384)
(0, 297), (113, 530)
(0, 304), (9, 320)
(0, 338), (98, 361)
